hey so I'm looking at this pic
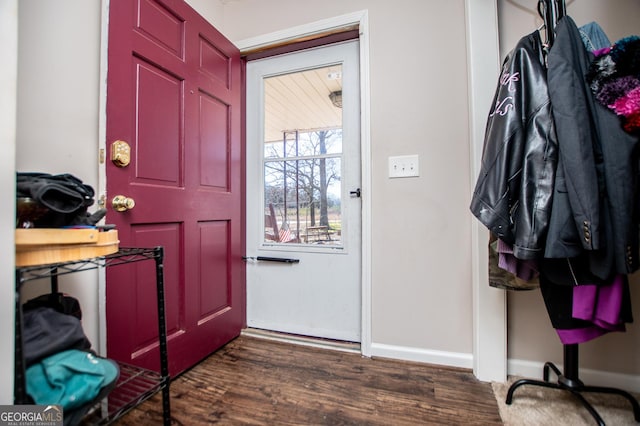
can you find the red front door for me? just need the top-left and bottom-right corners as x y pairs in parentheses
(105, 0), (244, 377)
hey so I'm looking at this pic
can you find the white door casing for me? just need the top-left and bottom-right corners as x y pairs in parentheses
(465, 0), (506, 382)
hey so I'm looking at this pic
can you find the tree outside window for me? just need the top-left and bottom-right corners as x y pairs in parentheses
(264, 129), (342, 245)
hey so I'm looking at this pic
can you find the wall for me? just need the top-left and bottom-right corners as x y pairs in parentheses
(1, 0), (18, 405)
(219, 0), (475, 360)
(184, 0), (224, 28)
(498, 0), (640, 383)
(16, 0), (102, 350)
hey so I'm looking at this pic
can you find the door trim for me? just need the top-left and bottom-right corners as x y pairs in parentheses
(465, 0), (506, 382)
(97, 0), (110, 356)
(236, 10), (373, 356)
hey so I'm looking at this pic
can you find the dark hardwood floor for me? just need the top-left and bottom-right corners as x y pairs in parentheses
(115, 334), (503, 425)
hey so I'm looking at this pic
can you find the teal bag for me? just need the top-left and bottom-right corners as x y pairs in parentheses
(26, 349), (119, 411)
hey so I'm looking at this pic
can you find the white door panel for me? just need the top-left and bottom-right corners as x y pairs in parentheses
(246, 40), (361, 342)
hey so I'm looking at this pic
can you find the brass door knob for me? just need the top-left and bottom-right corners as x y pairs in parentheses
(112, 195), (135, 212)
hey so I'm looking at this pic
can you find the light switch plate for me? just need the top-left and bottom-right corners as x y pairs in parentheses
(389, 155), (419, 178)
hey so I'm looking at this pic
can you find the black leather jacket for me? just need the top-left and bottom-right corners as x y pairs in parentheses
(470, 30), (558, 260)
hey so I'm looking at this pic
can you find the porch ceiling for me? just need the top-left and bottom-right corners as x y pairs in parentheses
(264, 66), (343, 143)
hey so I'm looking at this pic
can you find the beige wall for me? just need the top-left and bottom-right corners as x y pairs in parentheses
(184, 0), (224, 28)
(16, 0), (103, 354)
(218, 0), (475, 356)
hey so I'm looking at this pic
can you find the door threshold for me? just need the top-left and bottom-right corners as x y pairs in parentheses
(241, 328), (361, 354)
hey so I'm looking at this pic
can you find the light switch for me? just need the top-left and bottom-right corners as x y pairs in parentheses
(389, 155), (419, 178)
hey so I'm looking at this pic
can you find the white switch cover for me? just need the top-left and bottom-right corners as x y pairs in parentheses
(389, 155), (419, 178)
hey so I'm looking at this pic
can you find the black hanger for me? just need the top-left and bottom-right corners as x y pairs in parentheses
(556, 0), (566, 20)
(538, 0), (566, 48)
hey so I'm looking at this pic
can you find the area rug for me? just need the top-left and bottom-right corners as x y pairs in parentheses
(492, 377), (640, 425)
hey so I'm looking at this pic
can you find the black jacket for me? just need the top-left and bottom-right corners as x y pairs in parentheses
(470, 30), (558, 260)
(544, 16), (640, 280)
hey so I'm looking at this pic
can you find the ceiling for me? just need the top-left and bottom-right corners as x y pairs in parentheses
(263, 65), (343, 143)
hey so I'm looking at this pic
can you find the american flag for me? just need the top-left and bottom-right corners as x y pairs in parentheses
(278, 221), (293, 242)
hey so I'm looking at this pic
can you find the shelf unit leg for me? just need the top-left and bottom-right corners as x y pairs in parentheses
(154, 246), (171, 426)
(14, 270), (27, 404)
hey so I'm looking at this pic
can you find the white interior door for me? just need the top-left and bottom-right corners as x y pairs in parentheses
(246, 40), (361, 342)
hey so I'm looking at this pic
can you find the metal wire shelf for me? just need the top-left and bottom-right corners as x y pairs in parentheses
(14, 246), (171, 425)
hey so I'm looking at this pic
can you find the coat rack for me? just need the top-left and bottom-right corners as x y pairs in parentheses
(504, 2), (640, 424)
(506, 344), (640, 425)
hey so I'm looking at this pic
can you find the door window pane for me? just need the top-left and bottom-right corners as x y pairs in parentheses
(262, 65), (343, 246)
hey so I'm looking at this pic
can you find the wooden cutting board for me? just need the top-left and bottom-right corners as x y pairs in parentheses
(15, 229), (119, 267)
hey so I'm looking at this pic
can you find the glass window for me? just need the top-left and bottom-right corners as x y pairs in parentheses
(262, 65), (343, 246)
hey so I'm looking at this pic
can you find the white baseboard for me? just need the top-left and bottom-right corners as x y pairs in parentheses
(507, 358), (640, 394)
(369, 342), (473, 369)
(240, 332), (640, 393)
(367, 346), (640, 394)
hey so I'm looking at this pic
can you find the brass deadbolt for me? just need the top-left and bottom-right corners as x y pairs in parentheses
(111, 140), (131, 167)
(112, 195), (135, 212)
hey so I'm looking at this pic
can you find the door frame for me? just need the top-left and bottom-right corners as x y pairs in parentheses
(97, 0), (111, 355)
(236, 10), (373, 355)
(465, 0), (506, 382)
